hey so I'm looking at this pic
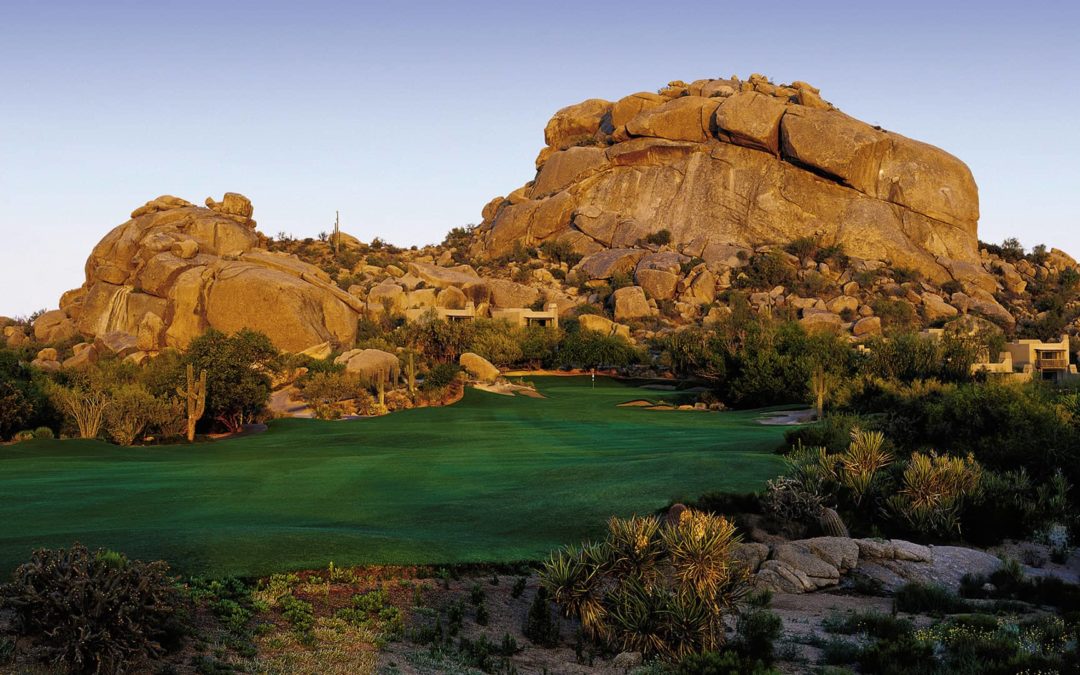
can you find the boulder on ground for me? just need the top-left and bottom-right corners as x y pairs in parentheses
(612, 286), (653, 321)
(335, 349), (400, 384)
(459, 352), (500, 383)
(33, 310), (78, 343)
(578, 313), (631, 340)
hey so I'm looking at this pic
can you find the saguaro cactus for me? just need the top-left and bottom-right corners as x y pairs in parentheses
(176, 364), (207, 442)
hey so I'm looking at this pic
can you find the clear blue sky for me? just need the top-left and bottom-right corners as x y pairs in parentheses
(1, 0), (1077, 316)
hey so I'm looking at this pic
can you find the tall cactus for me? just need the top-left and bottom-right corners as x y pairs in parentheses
(404, 350), (417, 396)
(176, 364), (207, 442)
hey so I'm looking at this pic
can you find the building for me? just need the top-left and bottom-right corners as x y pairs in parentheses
(972, 335), (1077, 382)
(1005, 336), (1076, 381)
(490, 303), (560, 329)
(404, 302), (478, 323)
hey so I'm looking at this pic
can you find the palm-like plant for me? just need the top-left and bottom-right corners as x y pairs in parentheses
(888, 451), (982, 535)
(840, 427), (891, 505)
(662, 509), (741, 602)
(541, 509), (749, 659)
(540, 545), (608, 638)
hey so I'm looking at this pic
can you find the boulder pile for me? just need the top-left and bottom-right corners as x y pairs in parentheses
(473, 75), (989, 288)
(39, 193), (364, 355)
(740, 536), (1002, 594)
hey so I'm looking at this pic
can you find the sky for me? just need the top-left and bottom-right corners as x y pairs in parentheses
(1, 0), (1078, 316)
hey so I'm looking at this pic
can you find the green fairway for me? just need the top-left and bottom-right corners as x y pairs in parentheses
(0, 377), (789, 576)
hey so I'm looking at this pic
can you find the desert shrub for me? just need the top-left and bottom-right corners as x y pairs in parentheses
(870, 299), (917, 332)
(0, 544), (183, 673)
(105, 384), (158, 445)
(891, 267), (923, 284)
(783, 414), (873, 454)
(540, 510), (748, 659)
(784, 235), (818, 260)
(939, 279), (963, 295)
(299, 371), (368, 420)
(894, 582), (969, 615)
(644, 229), (672, 246)
(735, 252), (796, 290)
(522, 586), (559, 646)
(510, 576), (527, 599)
(422, 362), (461, 390)
(822, 610), (913, 641)
(336, 589), (404, 638)
(552, 326), (639, 369)
(470, 320), (524, 367)
(734, 608), (783, 663)
(672, 649), (779, 674)
(538, 239), (582, 266)
(32, 426), (54, 439)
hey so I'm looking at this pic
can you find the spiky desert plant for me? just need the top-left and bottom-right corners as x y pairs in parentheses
(840, 427), (892, 505)
(888, 451), (982, 535)
(607, 575), (669, 656)
(540, 544), (608, 639)
(606, 515), (664, 586)
(808, 364), (838, 419)
(175, 364), (207, 442)
(542, 510), (748, 658)
(662, 509), (741, 603)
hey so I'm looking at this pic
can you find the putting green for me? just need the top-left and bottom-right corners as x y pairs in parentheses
(0, 377), (788, 576)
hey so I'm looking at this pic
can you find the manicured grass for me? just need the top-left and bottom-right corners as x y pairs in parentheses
(0, 377), (789, 576)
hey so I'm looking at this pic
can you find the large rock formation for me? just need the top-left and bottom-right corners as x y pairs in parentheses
(47, 194), (363, 353)
(472, 75), (987, 286)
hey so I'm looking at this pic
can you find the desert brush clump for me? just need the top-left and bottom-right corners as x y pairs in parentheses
(539, 509), (749, 660)
(0, 544), (183, 674)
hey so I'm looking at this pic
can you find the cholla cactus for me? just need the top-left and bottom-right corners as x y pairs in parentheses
(1045, 523), (1071, 561)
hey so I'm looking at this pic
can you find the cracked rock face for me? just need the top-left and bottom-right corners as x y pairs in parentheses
(473, 76), (984, 285)
(55, 193), (361, 353)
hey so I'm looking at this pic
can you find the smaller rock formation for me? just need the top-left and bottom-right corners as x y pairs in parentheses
(460, 352), (500, 383)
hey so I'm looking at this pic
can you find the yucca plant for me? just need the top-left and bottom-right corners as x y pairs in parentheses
(607, 576), (668, 656)
(605, 515), (663, 586)
(889, 451), (982, 535)
(540, 509), (749, 660)
(540, 545), (608, 638)
(840, 427), (892, 506)
(662, 509), (740, 602)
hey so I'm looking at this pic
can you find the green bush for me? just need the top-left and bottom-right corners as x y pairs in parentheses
(422, 363), (461, 390)
(644, 229), (673, 246)
(672, 649), (779, 674)
(32, 426), (54, 439)
(0, 544), (183, 673)
(735, 252), (796, 290)
(894, 582), (969, 615)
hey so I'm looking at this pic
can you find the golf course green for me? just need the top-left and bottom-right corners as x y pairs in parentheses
(0, 377), (790, 576)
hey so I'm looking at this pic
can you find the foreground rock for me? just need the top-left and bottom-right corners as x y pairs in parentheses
(745, 536), (1002, 594)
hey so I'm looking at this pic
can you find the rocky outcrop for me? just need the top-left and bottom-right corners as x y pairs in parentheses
(473, 75), (988, 287)
(39, 194), (363, 354)
(744, 536), (1002, 595)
